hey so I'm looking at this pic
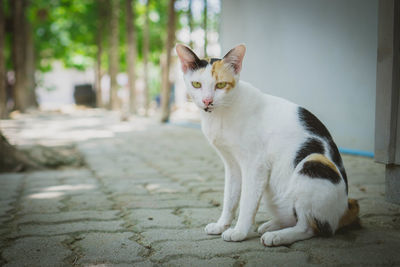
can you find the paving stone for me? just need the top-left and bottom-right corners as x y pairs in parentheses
(150, 237), (288, 262)
(199, 191), (223, 204)
(114, 194), (211, 209)
(361, 214), (400, 229)
(179, 208), (222, 227)
(84, 262), (155, 267)
(128, 198), (211, 209)
(141, 228), (218, 244)
(358, 197), (400, 216)
(308, 241), (400, 265)
(76, 232), (149, 264)
(2, 235), (71, 267)
(348, 184), (385, 199)
(0, 200), (14, 217)
(19, 196), (64, 214)
(240, 251), (311, 267)
(163, 256), (237, 267)
(14, 220), (125, 237)
(0, 173), (23, 201)
(67, 193), (114, 211)
(143, 181), (188, 194)
(16, 210), (120, 224)
(126, 209), (184, 230)
(24, 183), (98, 196)
(103, 182), (149, 195)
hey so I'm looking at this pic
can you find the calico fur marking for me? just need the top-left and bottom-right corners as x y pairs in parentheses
(294, 138), (325, 166)
(211, 60), (236, 91)
(298, 107), (348, 192)
(300, 156), (341, 184)
(311, 218), (334, 237)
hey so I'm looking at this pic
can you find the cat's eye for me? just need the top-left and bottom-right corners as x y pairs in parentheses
(191, 81), (202, 88)
(216, 82), (227, 89)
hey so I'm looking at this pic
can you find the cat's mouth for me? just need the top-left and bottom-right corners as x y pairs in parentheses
(203, 105), (214, 113)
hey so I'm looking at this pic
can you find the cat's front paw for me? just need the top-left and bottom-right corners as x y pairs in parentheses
(205, 223), (228, 235)
(257, 220), (282, 235)
(261, 232), (282, 246)
(222, 228), (247, 242)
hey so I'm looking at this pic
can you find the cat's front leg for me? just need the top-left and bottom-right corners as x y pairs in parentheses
(222, 164), (267, 242)
(205, 154), (241, 235)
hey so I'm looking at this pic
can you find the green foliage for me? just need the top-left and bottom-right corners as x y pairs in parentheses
(29, 0), (98, 71)
(26, 0), (184, 73)
(5, 0), (219, 103)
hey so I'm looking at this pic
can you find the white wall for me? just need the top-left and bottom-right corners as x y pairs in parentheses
(220, 0), (378, 153)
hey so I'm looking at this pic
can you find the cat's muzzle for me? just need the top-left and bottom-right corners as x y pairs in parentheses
(204, 105), (214, 113)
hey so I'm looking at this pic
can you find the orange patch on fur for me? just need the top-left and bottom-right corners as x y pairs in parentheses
(339, 198), (360, 228)
(306, 154), (340, 175)
(211, 60), (236, 91)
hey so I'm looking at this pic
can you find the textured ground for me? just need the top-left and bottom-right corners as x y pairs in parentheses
(0, 110), (399, 266)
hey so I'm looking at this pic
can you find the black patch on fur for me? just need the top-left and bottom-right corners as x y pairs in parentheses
(294, 138), (325, 167)
(298, 107), (332, 140)
(314, 219), (333, 237)
(182, 46), (211, 71)
(209, 58), (221, 64)
(328, 139), (348, 192)
(293, 208), (298, 222)
(298, 107), (348, 193)
(300, 161), (341, 184)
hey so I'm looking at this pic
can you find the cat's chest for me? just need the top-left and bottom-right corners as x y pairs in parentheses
(201, 115), (238, 148)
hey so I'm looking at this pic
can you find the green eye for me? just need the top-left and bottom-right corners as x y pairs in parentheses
(216, 82), (227, 89)
(191, 81), (201, 88)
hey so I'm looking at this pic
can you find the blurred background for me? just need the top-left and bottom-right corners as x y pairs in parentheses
(0, 0), (378, 154)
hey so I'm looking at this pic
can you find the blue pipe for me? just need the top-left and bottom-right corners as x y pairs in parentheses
(338, 147), (374, 158)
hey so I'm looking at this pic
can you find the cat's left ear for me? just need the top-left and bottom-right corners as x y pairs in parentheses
(223, 44), (246, 74)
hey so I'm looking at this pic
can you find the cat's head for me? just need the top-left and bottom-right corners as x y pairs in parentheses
(176, 44), (246, 112)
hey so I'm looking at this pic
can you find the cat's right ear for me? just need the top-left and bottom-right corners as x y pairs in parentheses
(176, 44), (200, 73)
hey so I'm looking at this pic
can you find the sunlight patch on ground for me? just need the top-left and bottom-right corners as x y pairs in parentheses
(28, 191), (65, 199)
(43, 184), (95, 192)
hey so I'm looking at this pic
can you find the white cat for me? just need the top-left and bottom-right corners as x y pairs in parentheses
(176, 44), (359, 246)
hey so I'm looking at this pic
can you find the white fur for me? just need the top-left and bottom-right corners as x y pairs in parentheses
(178, 45), (348, 246)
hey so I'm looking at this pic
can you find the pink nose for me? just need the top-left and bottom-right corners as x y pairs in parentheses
(202, 98), (213, 107)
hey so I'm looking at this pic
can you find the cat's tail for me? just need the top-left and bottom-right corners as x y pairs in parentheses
(338, 198), (360, 229)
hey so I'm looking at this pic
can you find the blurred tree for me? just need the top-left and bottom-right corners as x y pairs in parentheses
(188, 0), (193, 48)
(0, 0), (6, 118)
(0, 131), (38, 172)
(12, 0), (29, 111)
(25, 17), (37, 108)
(143, 0), (150, 114)
(126, 0), (137, 113)
(203, 0), (207, 57)
(160, 0), (176, 123)
(1, 0), (190, 114)
(109, 0), (120, 110)
(95, 0), (106, 108)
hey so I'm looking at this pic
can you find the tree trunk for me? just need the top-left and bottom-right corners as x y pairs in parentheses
(12, 0), (28, 112)
(203, 0), (207, 57)
(0, 0), (6, 118)
(95, 0), (105, 108)
(143, 0), (150, 115)
(25, 19), (38, 108)
(0, 131), (38, 172)
(188, 0), (193, 48)
(109, 0), (120, 110)
(160, 0), (176, 123)
(126, 0), (137, 114)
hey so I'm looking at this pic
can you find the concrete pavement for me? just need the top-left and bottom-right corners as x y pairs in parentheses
(0, 110), (399, 266)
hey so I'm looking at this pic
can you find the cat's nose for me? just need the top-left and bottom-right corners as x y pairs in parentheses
(202, 98), (213, 107)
